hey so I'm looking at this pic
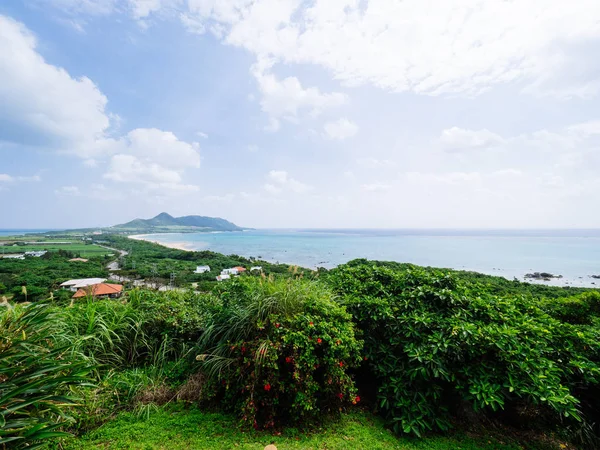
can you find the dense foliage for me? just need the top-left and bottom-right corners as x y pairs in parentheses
(0, 251), (109, 302)
(0, 304), (94, 449)
(2, 246), (600, 449)
(198, 278), (362, 428)
(325, 261), (600, 443)
(0, 234), (314, 303)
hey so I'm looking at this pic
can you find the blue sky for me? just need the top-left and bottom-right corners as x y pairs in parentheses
(1, 1), (600, 229)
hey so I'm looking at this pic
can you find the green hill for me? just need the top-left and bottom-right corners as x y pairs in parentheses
(114, 212), (244, 232)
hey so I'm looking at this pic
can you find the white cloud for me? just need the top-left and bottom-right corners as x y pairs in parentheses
(116, 128), (201, 169)
(568, 120), (600, 136)
(252, 61), (348, 131)
(42, 0), (121, 16)
(324, 118), (358, 140)
(129, 0), (165, 19)
(263, 183), (282, 194)
(0, 174), (41, 183)
(268, 170), (288, 184)
(103, 128), (200, 191)
(16, 175), (41, 182)
(361, 182), (392, 192)
(0, 15), (111, 156)
(180, 12), (207, 34)
(266, 170), (312, 193)
(46, 1), (600, 98)
(0, 16), (201, 185)
(105, 154), (182, 184)
(196, 131), (209, 138)
(154, 0), (600, 98)
(55, 185), (81, 196)
(440, 127), (505, 152)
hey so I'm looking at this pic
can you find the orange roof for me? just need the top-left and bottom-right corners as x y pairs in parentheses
(72, 283), (123, 298)
(234, 266), (247, 272)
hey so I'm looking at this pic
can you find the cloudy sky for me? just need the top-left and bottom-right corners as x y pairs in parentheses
(1, 0), (600, 229)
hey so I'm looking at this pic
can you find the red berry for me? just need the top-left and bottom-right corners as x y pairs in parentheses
(264, 384), (271, 391)
(317, 338), (322, 344)
(275, 323), (280, 328)
(285, 356), (292, 364)
(339, 361), (344, 367)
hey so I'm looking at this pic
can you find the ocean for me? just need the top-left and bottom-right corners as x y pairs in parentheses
(0, 229), (56, 236)
(133, 229), (600, 288)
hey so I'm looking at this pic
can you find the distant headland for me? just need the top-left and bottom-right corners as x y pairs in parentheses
(111, 212), (247, 233)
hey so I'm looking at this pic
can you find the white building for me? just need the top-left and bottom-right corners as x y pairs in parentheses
(216, 274), (231, 281)
(2, 254), (25, 260)
(221, 268), (239, 276)
(25, 251), (47, 257)
(194, 265), (211, 274)
(250, 266), (263, 272)
(60, 278), (107, 292)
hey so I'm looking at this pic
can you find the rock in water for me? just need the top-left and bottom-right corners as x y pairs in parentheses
(524, 272), (562, 281)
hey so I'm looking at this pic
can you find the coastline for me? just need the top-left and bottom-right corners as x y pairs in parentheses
(128, 234), (195, 252)
(127, 232), (600, 289)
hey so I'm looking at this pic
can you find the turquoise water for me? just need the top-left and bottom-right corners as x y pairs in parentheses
(136, 229), (600, 288)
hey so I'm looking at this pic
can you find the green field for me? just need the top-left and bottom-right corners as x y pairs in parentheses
(0, 239), (110, 257)
(15, 243), (110, 256)
(60, 408), (524, 450)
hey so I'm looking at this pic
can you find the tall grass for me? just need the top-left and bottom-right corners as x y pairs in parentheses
(0, 303), (94, 449)
(49, 292), (203, 432)
(59, 298), (147, 368)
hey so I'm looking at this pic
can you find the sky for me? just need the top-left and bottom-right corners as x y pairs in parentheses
(1, 0), (600, 229)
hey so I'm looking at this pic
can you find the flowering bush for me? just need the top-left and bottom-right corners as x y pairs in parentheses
(198, 278), (362, 428)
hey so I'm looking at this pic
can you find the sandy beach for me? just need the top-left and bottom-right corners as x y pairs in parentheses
(128, 234), (194, 251)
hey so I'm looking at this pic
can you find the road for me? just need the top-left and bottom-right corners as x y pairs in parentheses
(99, 245), (128, 271)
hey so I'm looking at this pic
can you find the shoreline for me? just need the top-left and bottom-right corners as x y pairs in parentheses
(128, 234), (195, 252)
(127, 233), (600, 289)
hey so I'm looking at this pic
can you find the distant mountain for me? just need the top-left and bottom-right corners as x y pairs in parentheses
(114, 212), (245, 232)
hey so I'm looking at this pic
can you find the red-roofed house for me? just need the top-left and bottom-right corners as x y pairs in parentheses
(233, 266), (247, 273)
(72, 283), (123, 299)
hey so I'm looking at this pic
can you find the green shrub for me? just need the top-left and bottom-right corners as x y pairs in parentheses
(0, 304), (94, 449)
(326, 263), (599, 437)
(198, 278), (362, 429)
(542, 291), (600, 325)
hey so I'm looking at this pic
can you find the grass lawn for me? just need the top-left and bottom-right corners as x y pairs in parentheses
(15, 243), (109, 257)
(61, 408), (526, 450)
